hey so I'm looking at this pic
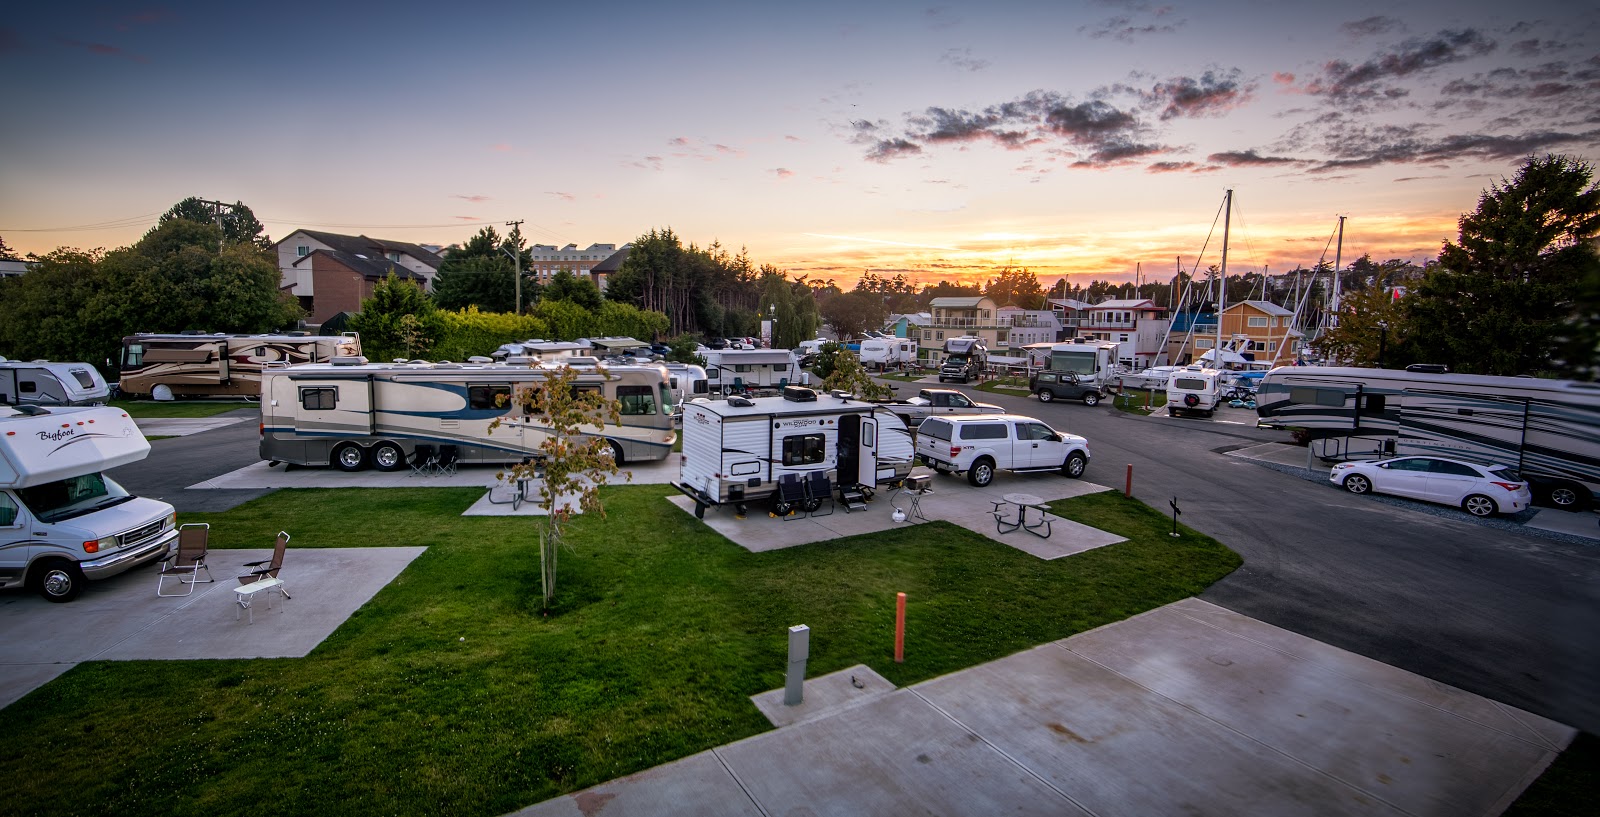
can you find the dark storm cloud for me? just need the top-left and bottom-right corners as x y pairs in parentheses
(1305, 29), (1497, 100)
(1144, 69), (1252, 119)
(1342, 16), (1402, 38)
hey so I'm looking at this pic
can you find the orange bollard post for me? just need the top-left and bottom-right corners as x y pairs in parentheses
(1125, 464), (1133, 497)
(894, 592), (906, 663)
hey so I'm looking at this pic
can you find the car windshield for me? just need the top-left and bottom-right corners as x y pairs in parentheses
(1486, 466), (1523, 483)
(16, 472), (134, 523)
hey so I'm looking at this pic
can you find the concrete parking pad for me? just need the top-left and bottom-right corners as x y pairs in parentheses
(669, 469), (1121, 557)
(0, 546), (425, 709)
(134, 416), (249, 437)
(750, 663), (895, 728)
(1523, 508), (1600, 541)
(516, 598), (1569, 817)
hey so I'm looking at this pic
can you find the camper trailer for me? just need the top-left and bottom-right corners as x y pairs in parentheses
(1044, 339), (1122, 389)
(938, 336), (989, 383)
(119, 332), (362, 398)
(0, 360), (111, 406)
(260, 360), (676, 470)
(674, 388), (916, 517)
(859, 338), (919, 369)
(1, 405), (178, 602)
(663, 363), (710, 404)
(702, 348), (799, 394)
(1256, 366), (1600, 510)
(491, 339), (590, 364)
(1165, 366), (1226, 417)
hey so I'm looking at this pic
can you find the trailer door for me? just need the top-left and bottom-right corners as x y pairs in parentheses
(858, 416), (880, 483)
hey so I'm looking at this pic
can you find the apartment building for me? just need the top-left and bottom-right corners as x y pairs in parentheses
(274, 230), (443, 314)
(1076, 299), (1170, 370)
(528, 243), (621, 285)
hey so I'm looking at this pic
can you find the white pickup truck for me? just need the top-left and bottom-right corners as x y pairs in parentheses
(1, 405), (177, 602)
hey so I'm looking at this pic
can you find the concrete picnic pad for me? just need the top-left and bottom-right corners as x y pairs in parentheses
(0, 546), (425, 710)
(669, 468), (1126, 558)
(133, 416), (249, 437)
(514, 597), (1572, 817)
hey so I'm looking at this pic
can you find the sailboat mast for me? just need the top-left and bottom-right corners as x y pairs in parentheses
(1330, 215), (1345, 326)
(1216, 189), (1232, 367)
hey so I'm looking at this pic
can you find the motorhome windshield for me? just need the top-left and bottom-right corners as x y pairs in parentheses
(1050, 351), (1097, 376)
(945, 354), (970, 364)
(16, 472), (133, 523)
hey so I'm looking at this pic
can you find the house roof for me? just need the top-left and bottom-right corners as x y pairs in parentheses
(1229, 299), (1293, 317)
(930, 296), (989, 308)
(591, 245), (631, 273)
(293, 249), (426, 281)
(281, 229), (444, 269)
(1048, 298), (1093, 311)
(1093, 299), (1157, 309)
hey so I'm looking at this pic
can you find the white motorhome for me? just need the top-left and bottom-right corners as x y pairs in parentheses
(938, 336), (988, 383)
(674, 388), (916, 517)
(859, 338), (918, 369)
(0, 360), (111, 406)
(1256, 366), (1600, 510)
(118, 332), (361, 398)
(1166, 366), (1225, 417)
(1045, 339), (1122, 389)
(702, 348), (799, 394)
(260, 359), (676, 470)
(1, 405), (178, 602)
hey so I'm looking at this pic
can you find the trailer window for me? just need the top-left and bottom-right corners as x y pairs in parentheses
(469, 385), (511, 411)
(1360, 394), (1386, 416)
(1173, 378), (1208, 390)
(1290, 386), (1346, 407)
(19, 380), (37, 394)
(300, 387), (336, 410)
(68, 369), (97, 389)
(617, 385), (657, 416)
(782, 433), (826, 466)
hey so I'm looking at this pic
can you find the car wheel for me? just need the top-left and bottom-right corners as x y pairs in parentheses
(31, 558), (84, 603)
(1037, 389), (1054, 403)
(1546, 483), (1589, 511)
(1463, 494), (1497, 517)
(1343, 474), (1372, 495)
(1062, 452), (1087, 478)
(332, 443), (367, 472)
(723, 385), (734, 396)
(372, 442), (406, 472)
(1082, 392), (1100, 406)
(967, 457), (995, 487)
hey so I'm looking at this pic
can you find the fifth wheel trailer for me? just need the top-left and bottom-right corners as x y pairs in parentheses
(118, 332), (362, 398)
(1256, 366), (1600, 510)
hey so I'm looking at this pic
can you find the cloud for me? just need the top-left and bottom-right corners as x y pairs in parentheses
(866, 139), (923, 162)
(1304, 122), (1600, 172)
(785, 134), (803, 142)
(546, 191), (577, 203)
(453, 216), (480, 221)
(1342, 16), (1402, 39)
(1144, 69), (1253, 119)
(627, 156), (664, 171)
(667, 136), (690, 147)
(54, 36), (147, 62)
(1146, 161), (1219, 174)
(1303, 29), (1497, 101)
(773, 168), (795, 179)
(1078, 1), (1183, 42)
(111, 8), (174, 31)
(713, 143), (744, 157)
(1208, 149), (1302, 166)
(938, 48), (990, 72)
(490, 143), (513, 152)
(924, 6), (961, 30)
(451, 194), (490, 203)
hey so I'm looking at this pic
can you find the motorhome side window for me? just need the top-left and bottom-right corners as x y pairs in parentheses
(617, 385), (656, 416)
(782, 433), (826, 466)
(300, 387), (336, 410)
(469, 385), (511, 411)
(0, 493), (17, 527)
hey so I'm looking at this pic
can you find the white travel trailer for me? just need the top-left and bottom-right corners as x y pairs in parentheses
(702, 348), (799, 394)
(260, 359), (676, 470)
(1045, 339), (1122, 389)
(0, 360), (111, 406)
(662, 363), (710, 404)
(674, 388), (916, 517)
(1, 405), (178, 602)
(859, 338), (919, 369)
(1256, 366), (1600, 510)
(1165, 366), (1226, 417)
(491, 340), (591, 363)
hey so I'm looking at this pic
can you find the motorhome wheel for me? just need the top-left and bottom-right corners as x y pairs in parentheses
(1063, 452), (1087, 478)
(371, 442), (406, 472)
(1546, 483), (1588, 510)
(1036, 389), (1054, 403)
(332, 443), (367, 472)
(31, 559), (83, 603)
(1082, 392), (1100, 406)
(606, 440), (625, 466)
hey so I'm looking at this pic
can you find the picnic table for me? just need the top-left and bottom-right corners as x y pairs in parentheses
(994, 492), (1052, 538)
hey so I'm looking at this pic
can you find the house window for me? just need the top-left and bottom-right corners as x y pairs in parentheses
(469, 385), (511, 410)
(300, 387), (336, 410)
(923, 330), (932, 341)
(388, 252), (401, 262)
(781, 433), (826, 466)
(936, 331), (944, 341)
(1248, 316), (1268, 327)
(1267, 342), (1277, 352)
(997, 330), (1008, 344)
(1119, 334), (1130, 343)
(296, 245), (311, 257)
(1196, 338), (1213, 348)
(617, 385), (657, 416)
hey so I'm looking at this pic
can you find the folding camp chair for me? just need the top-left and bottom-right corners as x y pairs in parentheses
(156, 523), (212, 596)
(772, 473), (809, 520)
(410, 444), (438, 476)
(804, 471), (836, 517)
(436, 445), (460, 476)
(235, 531), (290, 623)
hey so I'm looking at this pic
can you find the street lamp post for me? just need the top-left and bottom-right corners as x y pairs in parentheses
(769, 303), (778, 349)
(1376, 320), (1389, 369)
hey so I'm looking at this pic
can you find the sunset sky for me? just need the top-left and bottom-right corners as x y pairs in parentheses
(3, 1), (1597, 289)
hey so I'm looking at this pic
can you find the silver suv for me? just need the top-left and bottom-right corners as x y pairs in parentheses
(914, 414), (1091, 487)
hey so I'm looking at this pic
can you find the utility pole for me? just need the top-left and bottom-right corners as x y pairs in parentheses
(201, 198), (233, 252)
(506, 220), (525, 315)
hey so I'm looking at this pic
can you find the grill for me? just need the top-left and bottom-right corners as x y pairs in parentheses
(905, 474), (932, 492)
(119, 519), (166, 548)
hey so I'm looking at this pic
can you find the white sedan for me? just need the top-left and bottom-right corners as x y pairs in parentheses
(1329, 456), (1532, 517)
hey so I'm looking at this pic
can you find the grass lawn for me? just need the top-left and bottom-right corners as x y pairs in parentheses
(976, 378), (1031, 394)
(0, 486), (1239, 817)
(110, 399), (255, 418)
(1111, 388), (1161, 416)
